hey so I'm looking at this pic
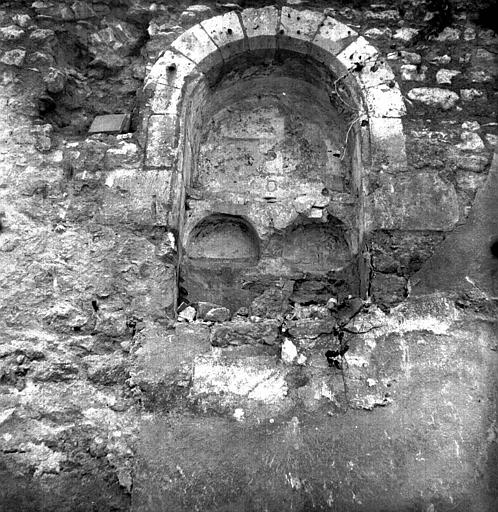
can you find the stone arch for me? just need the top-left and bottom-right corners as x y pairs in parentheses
(141, 6), (407, 311)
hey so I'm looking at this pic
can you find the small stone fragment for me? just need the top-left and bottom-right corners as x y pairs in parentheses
(205, 307), (231, 323)
(0, 49), (26, 66)
(281, 338), (298, 364)
(29, 28), (55, 42)
(436, 27), (460, 41)
(460, 89), (485, 101)
(461, 121), (480, 132)
(178, 306), (196, 322)
(387, 51), (421, 64)
(407, 87), (459, 110)
(0, 25), (24, 41)
(13, 14), (32, 27)
(393, 28), (419, 42)
(401, 64), (427, 81)
(43, 67), (66, 93)
(364, 27), (392, 39)
(436, 69), (461, 85)
(456, 132), (485, 151)
(463, 27), (476, 40)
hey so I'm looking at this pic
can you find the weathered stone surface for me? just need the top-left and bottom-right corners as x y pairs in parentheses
(407, 87), (459, 110)
(43, 67), (66, 93)
(200, 11), (246, 59)
(0, 49), (26, 66)
(0, 25), (24, 40)
(285, 318), (336, 339)
(210, 320), (280, 347)
(279, 7), (325, 54)
(312, 16), (356, 59)
(204, 307), (230, 322)
(366, 173), (459, 230)
(170, 23), (222, 72)
(400, 64), (427, 81)
(87, 21), (143, 68)
(192, 353), (288, 402)
(392, 27), (419, 41)
(240, 6), (279, 52)
(456, 131), (485, 151)
(436, 68), (461, 85)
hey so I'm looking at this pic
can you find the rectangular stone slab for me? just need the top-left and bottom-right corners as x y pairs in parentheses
(88, 114), (130, 134)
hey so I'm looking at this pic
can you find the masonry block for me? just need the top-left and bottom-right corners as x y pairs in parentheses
(145, 114), (178, 168)
(337, 36), (378, 72)
(357, 60), (396, 89)
(310, 16), (357, 69)
(99, 169), (173, 227)
(369, 117), (407, 170)
(200, 11), (247, 60)
(363, 83), (406, 117)
(240, 6), (279, 53)
(278, 7), (325, 55)
(365, 173), (459, 231)
(171, 23), (223, 73)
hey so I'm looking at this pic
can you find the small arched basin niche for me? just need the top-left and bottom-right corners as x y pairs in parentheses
(186, 214), (260, 264)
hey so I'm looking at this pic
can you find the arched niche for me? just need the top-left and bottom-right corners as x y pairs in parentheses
(181, 214), (261, 312)
(282, 218), (350, 273)
(141, 6), (407, 312)
(186, 214), (260, 264)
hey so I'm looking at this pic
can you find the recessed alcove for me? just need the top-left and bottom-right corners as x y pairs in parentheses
(186, 214), (260, 263)
(281, 218), (350, 272)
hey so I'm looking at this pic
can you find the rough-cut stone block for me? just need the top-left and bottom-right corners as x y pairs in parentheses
(366, 173), (459, 231)
(144, 114), (178, 168)
(200, 11), (247, 60)
(146, 50), (197, 114)
(286, 318), (336, 339)
(278, 7), (325, 54)
(407, 87), (459, 110)
(192, 354), (288, 403)
(369, 117), (407, 170)
(311, 16), (356, 63)
(337, 36), (378, 72)
(100, 169), (173, 226)
(170, 23), (222, 73)
(240, 6), (279, 52)
(364, 83), (406, 117)
(88, 114), (130, 134)
(210, 320), (280, 347)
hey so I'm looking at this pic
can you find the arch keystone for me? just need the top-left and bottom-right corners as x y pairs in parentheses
(240, 6), (280, 52)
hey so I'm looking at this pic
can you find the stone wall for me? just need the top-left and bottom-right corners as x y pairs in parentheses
(0, 1), (496, 511)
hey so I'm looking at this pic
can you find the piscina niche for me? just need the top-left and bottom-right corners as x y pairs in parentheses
(141, 6), (407, 315)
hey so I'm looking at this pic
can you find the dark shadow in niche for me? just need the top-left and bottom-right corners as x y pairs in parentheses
(181, 214), (261, 312)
